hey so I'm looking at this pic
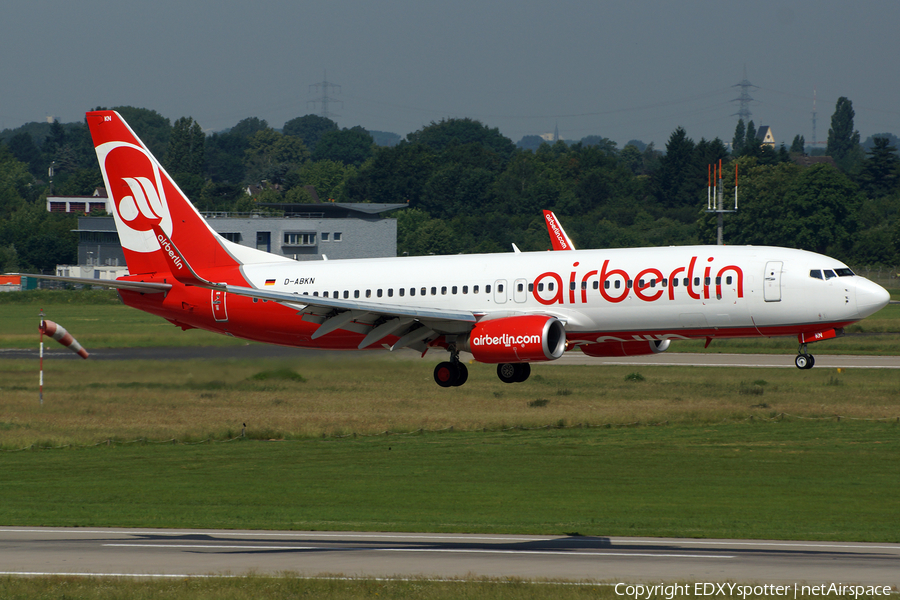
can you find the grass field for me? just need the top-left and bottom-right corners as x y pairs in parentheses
(0, 576), (883, 600)
(2, 291), (899, 594)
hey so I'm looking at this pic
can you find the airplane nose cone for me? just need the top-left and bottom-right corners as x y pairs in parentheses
(856, 278), (891, 318)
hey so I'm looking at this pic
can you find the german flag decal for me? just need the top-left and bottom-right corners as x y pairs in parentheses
(265, 279), (276, 286)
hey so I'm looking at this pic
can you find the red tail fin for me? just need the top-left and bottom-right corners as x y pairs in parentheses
(86, 110), (286, 278)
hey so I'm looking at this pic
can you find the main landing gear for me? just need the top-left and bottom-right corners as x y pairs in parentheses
(434, 346), (468, 387)
(497, 362), (531, 383)
(795, 344), (816, 370)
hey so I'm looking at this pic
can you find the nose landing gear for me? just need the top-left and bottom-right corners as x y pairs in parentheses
(795, 344), (815, 370)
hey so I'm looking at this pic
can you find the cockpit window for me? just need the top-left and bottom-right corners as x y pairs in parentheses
(823, 270), (837, 280)
(809, 270), (823, 280)
(835, 268), (855, 277)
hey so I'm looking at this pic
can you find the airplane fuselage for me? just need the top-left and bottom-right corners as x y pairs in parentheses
(120, 244), (884, 352)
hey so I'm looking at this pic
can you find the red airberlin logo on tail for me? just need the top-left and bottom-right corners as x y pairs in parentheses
(96, 141), (173, 252)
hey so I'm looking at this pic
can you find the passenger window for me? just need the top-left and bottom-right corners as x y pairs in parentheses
(810, 270), (823, 280)
(726, 276), (733, 285)
(377, 289), (382, 298)
(824, 270), (836, 280)
(399, 288), (405, 297)
(498, 284), (504, 292)
(410, 288), (415, 296)
(704, 277), (710, 286)
(593, 281), (599, 290)
(650, 279), (656, 288)
(518, 283), (524, 292)
(527, 283), (533, 292)
(694, 277), (700, 287)
(715, 277), (721, 285)
(422, 287), (427, 296)
(451, 286), (456, 294)
(474, 285), (479, 293)
(463, 286), (468, 294)
(638, 279), (645, 288)
(662, 279), (668, 287)
(389, 289), (394, 297)
(683, 278), (689, 286)
(627, 280), (633, 289)
(538, 283), (544, 292)
(570, 282), (576, 290)
(355, 290), (360, 299)
(548, 282), (554, 291)
(313, 292), (319, 297)
(673, 279), (678, 287)
(323, 291), (329, 298)
(614, 280), (620, 289)
(344, 291), (350, 299)
(604, 281), (610, 289)
(486, 285), (491, 293)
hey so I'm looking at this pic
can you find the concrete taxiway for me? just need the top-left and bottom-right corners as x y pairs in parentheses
(0, 527), (898, 585)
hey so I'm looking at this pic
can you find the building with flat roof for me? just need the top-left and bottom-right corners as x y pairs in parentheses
(72, 202), (405, 273)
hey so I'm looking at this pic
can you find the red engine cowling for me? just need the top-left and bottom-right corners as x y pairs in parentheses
(460, 315), (566, 363)
(579, 339), (670, 357)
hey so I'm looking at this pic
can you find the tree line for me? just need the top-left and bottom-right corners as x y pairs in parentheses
(0, 97), (898, 274)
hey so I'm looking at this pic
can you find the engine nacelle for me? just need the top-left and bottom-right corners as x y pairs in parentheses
(579, 339), (670, 357)
(460, 315), (566, 363)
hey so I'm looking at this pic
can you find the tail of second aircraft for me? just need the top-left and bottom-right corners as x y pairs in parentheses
(86, 110), (290, 278)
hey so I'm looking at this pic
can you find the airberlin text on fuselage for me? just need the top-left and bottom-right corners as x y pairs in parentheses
(533, 256), (744, 305)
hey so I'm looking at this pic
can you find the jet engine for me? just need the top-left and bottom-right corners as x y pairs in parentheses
(579, 339), (670, 357)
(460, 315), (566, 363)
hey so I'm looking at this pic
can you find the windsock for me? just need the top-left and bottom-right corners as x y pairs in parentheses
(40, 320), (89, 359)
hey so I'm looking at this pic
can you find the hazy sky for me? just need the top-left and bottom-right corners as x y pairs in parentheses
(2, 0), (898, 148)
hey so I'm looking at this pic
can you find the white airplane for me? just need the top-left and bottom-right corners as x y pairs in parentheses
(18, 110), (892, 386)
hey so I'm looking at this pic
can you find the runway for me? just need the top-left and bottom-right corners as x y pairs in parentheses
(1, 527), (898, 585)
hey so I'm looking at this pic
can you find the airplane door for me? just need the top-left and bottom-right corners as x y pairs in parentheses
(212, 289), (228, 321)
(764, 261), (782, 302)
(494, 279), (508, 304)
(513, 278), (527, 303)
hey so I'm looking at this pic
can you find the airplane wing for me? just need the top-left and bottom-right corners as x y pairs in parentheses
(150, 225), (477, 350)
(5, 273), (171, 293)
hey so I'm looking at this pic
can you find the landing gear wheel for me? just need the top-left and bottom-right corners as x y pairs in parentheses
(514, 363), (531, 382)
(497, 363), (530, 383)
(795, 354), (815, 370)
(497, 363), (517, 384)
(453, 363), (468, 386)
(434, 361), (459, 387)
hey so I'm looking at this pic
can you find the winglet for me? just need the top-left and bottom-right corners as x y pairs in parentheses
(543, 210), (575, 251)
(152, 225), (224, 289)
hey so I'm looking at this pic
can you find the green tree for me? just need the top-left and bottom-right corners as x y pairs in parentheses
(312, 127), (374, 167)
(406, 118), (516, 162)
(0, 147), (32, 219)
(229, 117), (269, 138)
(732, 119), (746, 156)
(346, 143), (435, 205)
(826, 97), (862, 171)
(5, 132), (42, 175)
(166, 117), (205, 175)
(790, 135), (805, 154)
(283, 115), (338, 152)
(651, 127), (699, 210)
(857, 137), (899, 199)
(243, 130), (310, 184)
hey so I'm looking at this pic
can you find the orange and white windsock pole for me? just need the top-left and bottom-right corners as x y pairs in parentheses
(39, 316), (88, 405)
(40, 320), (89, 359)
